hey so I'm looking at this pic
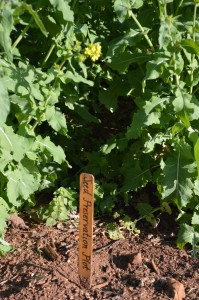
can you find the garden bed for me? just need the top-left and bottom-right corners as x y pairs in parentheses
(0, 215), (198, 300)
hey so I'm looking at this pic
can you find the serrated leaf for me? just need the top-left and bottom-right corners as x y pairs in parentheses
(181, 39), (199, 55)
(49, 0), (74, 22)
(0, 79), (10, 123)
(35, 135), (65, 164)
(107, 223), (124, 240)
(177, 224), (199, 249)
(22, 3), (48, 37)
(113, 0), (130, 23)
(160, 146), (196, 208)
(0, 124), (32, 162)
(45, 106), (67, 135)
(114, 0), (143, 23)
(192, 211), (199, 225)
(173, 88), (199, 127)
(7, 167), (39, 206)
(126, 96), (168, 139)
(144, 132), (172, 153)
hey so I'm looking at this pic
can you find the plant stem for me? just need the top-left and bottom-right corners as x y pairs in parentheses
(175, 0), (184, 15)
(189, 3), (198, 94)
(71, 0), (77, 9)
(129, 11), (154, 51)
(41, 43), (55, 67)
(11, 23), (30, 52)
(137, 207), (161, 223)
(31, 56), (68, 131)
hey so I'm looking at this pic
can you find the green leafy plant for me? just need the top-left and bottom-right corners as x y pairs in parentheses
(37, 187), (77, 226)
(0, 0), (199, 256)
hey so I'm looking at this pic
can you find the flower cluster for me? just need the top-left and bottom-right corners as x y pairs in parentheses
(84, 43), (102, 62)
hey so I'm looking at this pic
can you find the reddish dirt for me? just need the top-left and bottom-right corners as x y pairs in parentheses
(0, 215), (198, 300)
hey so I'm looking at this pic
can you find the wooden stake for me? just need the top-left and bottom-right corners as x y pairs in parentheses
(78, 173), (94, 289)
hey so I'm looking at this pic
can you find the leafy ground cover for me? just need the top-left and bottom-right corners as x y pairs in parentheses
(0, 0), (199, 257)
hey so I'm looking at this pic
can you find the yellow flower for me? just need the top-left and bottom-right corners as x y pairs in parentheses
(84, 43), (102, 62)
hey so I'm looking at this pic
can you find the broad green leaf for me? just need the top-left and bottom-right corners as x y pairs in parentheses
(45, 106), (67, 135)
(144, 111), (161, 126)
(192, 211), (199, 225)
(0, 124), (30, 162)
(0, 198), (9, 233)
(65, 70), (93, 86)
(0, 79), (10, 123)
(114, 0), (143, 23)
(137, 203), (153, 217)
(7, 167), (39, 206)
(144, 132), (172, 153)
(145, 57), (169, 80)
(99, 89), (118, 112)
(181, 39), (199, 55)
(126, 96), (168, 139)
(0, 8), (13, 60)
(160, 146), (196, 208)
(22, 3), (48, 37)
(98, 76), (131, 111)
(177, 224), (199, 249)
(49, 0), (74, 22)
(114, 0), (130, 23)
(35, 135), (65, 164)
(159, 15), (179, 49)
(75, 105), (100, 124)
(107, 52), (150, 73)
(121, 159), (151, 191)
(159, 18), (170, 49)
(126, 109), (146, 139)
(106, 29), (141, 58)
(173, 88), (199, 127)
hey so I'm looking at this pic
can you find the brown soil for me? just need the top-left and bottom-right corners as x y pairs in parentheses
(0, 215), (198, 300)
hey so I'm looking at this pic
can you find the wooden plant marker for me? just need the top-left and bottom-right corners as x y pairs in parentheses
(78, 173), (94, 289)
